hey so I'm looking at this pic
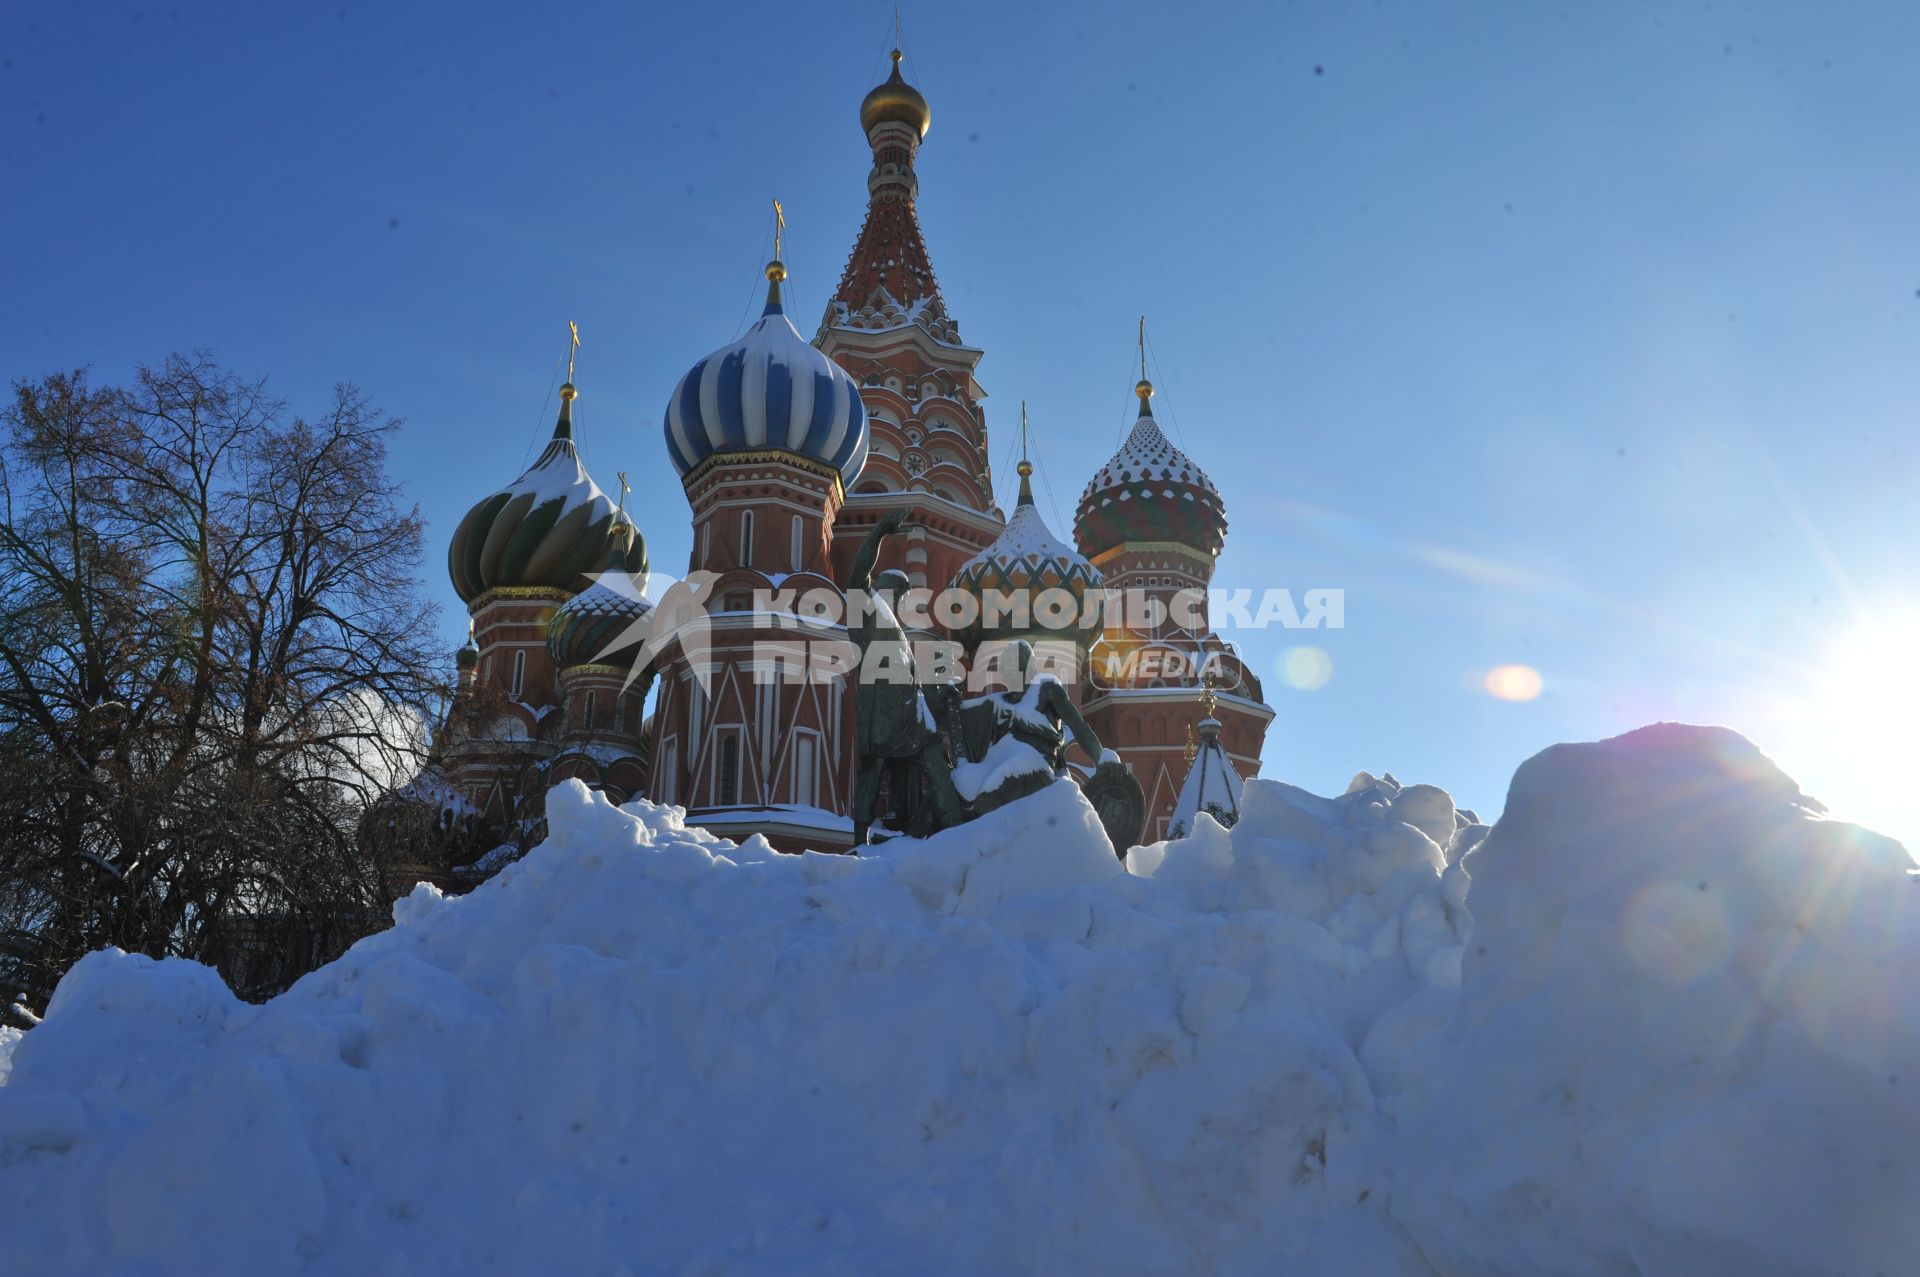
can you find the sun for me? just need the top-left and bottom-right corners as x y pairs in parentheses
(1797, 613), (1920, 846)
(1813, 615), (1920, 761)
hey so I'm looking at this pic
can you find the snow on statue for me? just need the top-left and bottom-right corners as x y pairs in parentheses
(0, 724), (1913, 1277)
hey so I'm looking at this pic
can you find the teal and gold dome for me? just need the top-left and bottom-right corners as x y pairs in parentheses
(448, 382), (646, 603)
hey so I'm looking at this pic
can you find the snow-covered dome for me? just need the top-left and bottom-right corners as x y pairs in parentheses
(1074, 379), (1226, 562)
(448, 384), (646, 603)
(546, 528), (654, 672)
(1166, 681), (1244, 840)
(663, 262), (868, 488)
(951, 457), (1104, 650)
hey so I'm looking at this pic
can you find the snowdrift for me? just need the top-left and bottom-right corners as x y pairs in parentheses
(0, 724), (1912, 1276)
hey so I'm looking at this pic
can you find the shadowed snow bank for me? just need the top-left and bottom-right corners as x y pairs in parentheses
(0, 724), (1910, 1277)
(1394, 723), (1917, 1277)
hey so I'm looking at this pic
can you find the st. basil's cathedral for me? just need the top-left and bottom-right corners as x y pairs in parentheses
(370, 52), (1273, 883)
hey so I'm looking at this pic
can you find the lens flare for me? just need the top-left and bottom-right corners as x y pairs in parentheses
(1483, 664), (1544, 702)
(1280, 646), (1334, 691)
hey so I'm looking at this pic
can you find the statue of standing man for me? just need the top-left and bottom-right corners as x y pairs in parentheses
(847, 510), (966, 846)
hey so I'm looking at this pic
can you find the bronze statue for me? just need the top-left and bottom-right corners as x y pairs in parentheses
(958, 639), (1145, 852)
(847, 510), (966, 844)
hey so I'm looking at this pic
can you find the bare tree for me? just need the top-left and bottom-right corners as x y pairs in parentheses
(0, 354), (444, 1020)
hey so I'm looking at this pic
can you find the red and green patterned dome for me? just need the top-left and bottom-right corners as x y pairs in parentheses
(448, 383), (645, 603)
(1074, 381), (1226, 562)
(951, 460), (1105, 650)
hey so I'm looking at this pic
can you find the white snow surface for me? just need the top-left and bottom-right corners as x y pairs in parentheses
(950, 733), (1055, 802)
(1, 723), (1914, 1277)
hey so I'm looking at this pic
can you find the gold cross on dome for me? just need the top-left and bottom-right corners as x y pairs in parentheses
(615, 469), (631, 514)
(567, 320), (581, 382)
(772, 198), (785, 260)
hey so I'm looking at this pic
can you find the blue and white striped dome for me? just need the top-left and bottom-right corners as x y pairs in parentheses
(664, 264), (869, 486)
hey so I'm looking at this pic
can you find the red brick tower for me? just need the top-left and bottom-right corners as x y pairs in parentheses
(364, 371), (651, 897)
(441, 379), (645, 828)
(1074, 352), (1273, 840)
(651, 254), (869, 850)
(820, 49), (1004, 590)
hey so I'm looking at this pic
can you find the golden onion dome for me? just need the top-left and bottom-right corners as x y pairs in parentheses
(860, 49), (930, 139)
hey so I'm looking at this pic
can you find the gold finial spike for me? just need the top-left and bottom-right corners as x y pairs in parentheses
(555, 324), (579, 440)
(1199, 665), (1218, 719)
(1015, 400), (1034, 500)
(764, 199), (789, 303)
(1135, 316), (1154, 409)
(1184, 722), (1197, 764)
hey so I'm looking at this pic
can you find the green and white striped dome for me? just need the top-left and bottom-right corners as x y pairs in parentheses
(447, 384), (646, 603)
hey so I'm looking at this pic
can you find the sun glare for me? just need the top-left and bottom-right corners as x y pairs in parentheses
(1812, 615), (1920, 767)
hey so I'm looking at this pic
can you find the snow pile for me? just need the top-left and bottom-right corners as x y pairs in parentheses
(1393, 724), (1919, 1277)
(0, 724), (1912, 1276)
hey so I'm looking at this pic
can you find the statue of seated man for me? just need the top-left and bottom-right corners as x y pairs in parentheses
(955, 639), (1129, 818)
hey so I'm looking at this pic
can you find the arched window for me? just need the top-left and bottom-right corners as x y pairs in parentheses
(655, 736), (678, 805)
(718, 734), (739, 806)
(583, 690), (597, 729)
(740, 510), (755, 565)
(793, 733), (817, 807)
(510, 649), (527, 698)
(790, 514), (804, 571)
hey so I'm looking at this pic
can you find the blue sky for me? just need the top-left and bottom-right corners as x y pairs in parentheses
(5, 1), (1917, 844)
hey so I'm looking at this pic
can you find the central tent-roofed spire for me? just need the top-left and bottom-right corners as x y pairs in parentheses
(824, 46), (956, 343)
(817, 39), (997, 536)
